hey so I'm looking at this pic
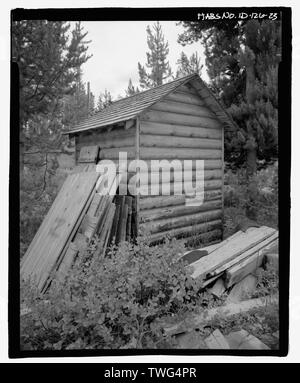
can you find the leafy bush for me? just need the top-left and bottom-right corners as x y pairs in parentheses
(223, 164), (278, 237)
(21, 236), (203, 350)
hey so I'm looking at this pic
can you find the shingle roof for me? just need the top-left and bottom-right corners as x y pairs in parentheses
(66, 73), (236, 134)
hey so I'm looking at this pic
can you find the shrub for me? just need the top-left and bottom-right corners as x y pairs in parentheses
(223, 164), (278, 237)
(21, 236), (203, 350)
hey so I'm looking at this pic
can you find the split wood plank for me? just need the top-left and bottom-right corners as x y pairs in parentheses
(224, 237), (278, 288)
(226, 275), (257, 303)
(225, 330), (270, 350)
(204, 329), (230, 349)
(55, 242), (79, 283)
(87, 193), (102, 217)
(43, 187), (98, 291)
(21, 172), (100, 291)
(126, 196), (133, 241)
(212, 233), (278, 278)
(190, 227), (276, 280)
(208, 278), (226, 298)
(119, 204), (128, 243)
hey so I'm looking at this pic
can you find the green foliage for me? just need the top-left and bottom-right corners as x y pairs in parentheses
(253, 266), (279, 298)
(223, 164), (278, 237)
(125, 78), (140, 97)
(21, 237), (203, 350)
(96, 89), (113, 111)
(12, 20), (91, 128)
(205, 302), (279, 349)
(138, 22), (172, 89)
(63, 77), (95, 127)
(178, 20), (280, 171)
(175, 51), (203, 78)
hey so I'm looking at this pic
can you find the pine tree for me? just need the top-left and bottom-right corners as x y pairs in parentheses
(62, 74), (95, 127)
(138, 21), (172, 89)
(178, 20), (280, 172)
(12, 20), (92, 169)
(96, 89), (113, 111)
(125, 78), (140, 97)
(176, 51), (203, 78)
(178, 20), (280, 220)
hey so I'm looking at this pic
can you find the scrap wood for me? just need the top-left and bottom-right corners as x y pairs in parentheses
(87, 193), (102, 216)
(21, 172), (100, 292)
(119, 203), (129, 243)
(226, 275), (257, 303)
(125, 196), (133, 241)
(161, 294), (278, 337)
(179, 230), (243, 265)
(116, 196), (126, 243)
(225, 254), (263, 289)
(190, 226), (277, 280)
(55, 242), (79, 283)
(175, 331), (207, 349)
(264, 253), (279, 271)
(224, 236), (278, 288)
(204, 329), (230, 349)
(211, 233), (278, 280)
(208, 278), (226, 298)
(94, 203), (116, 259)
(225, 329), (270, 350)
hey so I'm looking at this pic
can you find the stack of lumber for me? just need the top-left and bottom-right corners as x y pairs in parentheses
(20, 171), (119, 293)
(110, 195), (136, 245)
(184, 226), (278, 288)
(159, 226), (279, 339)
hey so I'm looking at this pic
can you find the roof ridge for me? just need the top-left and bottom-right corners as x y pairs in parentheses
(89, 73), (198, 116)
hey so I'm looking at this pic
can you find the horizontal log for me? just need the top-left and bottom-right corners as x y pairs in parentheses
(139, 190), (222, 210)
(95, 159), (223, 175)
(153, 99), (215, 119)
(140, 209), (222, 234)
(139, 147), (222, 160)
(166, 89), (205, 106)
(147, 223), (222, 243)
(99, 147), (136, 160)
(179, 83), (200, 95)
(138, 159), (223, 171)
(140, 121), (222, 139)
(140, 199), (222, 222)
(140, 134), (221, 149)
(142, 110), (222, 129)
(138, 169), (222, 185)
(136, 179), (222, 196)
(78, 125), (135, 144)
(139, 195), (186, 210)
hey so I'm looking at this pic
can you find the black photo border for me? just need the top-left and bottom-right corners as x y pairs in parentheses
(9, 6), (291, 359)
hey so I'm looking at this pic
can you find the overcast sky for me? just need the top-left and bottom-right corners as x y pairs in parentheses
(79, 21), (208, 101)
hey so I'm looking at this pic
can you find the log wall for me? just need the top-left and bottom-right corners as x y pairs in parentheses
(138, 83), (224, 243)
(74, 82), (224, 244)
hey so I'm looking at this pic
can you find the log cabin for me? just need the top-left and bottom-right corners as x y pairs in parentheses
(65, 73), (237, 244)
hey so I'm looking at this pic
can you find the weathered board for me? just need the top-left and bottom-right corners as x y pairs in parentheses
(21, 172), (100, 288)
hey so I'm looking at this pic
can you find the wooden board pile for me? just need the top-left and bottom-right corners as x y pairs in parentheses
(160, 225), (279, 344)
(183, 226), (278, 288)
(21, 170), (136, 293)
(176, 328), (272, 350)
(109, 195), (137, 245)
